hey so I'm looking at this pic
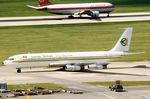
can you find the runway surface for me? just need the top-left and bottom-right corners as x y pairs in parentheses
(0, 12), (150, 26)
(1, 61), (150, 99)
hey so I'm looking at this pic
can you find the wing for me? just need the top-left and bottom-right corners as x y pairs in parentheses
(49, 60), (109, 71)
(75, 10), (100, 18)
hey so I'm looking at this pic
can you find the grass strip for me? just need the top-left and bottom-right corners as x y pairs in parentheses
(83, 81), (150, 86)
(8, 83), (65, 90)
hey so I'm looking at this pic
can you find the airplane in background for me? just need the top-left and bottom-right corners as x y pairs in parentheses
(27, 0), (115, 18)
(3, 28), (139, 73)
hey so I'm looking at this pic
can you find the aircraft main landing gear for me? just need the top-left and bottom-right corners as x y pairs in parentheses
(68, 15), (74, 19)
(107, 13), (110, 17)
(102, 64), (107, 69)
(17, 68), (21, 73)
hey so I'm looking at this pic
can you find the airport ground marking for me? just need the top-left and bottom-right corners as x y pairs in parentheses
(27, 96), (30, 99)
(103, 93), (116, 99)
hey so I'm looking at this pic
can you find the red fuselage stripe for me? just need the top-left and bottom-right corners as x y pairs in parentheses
(47, 6), (114, 11)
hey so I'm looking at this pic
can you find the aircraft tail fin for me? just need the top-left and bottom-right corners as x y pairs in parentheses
(38, 0), (52, 6)
(110, 28), (133, 52)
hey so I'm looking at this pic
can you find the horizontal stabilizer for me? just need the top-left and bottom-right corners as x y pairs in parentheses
(27, 5), (47, 10)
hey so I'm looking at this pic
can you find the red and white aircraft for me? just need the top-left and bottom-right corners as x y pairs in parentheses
(28, 0), (115, 18)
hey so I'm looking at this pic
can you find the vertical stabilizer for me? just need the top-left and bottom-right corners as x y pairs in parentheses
(110, 28), (133, 52)
(38, 0), (52, 6)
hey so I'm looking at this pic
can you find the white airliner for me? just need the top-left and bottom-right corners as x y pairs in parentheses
(3, 28), (137, 73)
(27, 0), (115, 18)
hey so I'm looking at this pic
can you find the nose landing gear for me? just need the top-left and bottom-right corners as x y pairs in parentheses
(17, 68), (21, 73)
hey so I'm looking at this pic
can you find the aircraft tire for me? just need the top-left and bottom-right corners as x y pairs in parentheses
(107, 13), (110, 17)
(17, 69), (21, 73)
(68, 15), (74, 19)
(102, 65), (107, 69)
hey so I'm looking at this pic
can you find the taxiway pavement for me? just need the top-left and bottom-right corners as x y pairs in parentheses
(1, 61), (149, 99)
(0, 61), (150, 84)
(0, 12), (150, 26)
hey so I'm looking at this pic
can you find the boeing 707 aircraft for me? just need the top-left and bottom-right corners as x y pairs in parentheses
(27, 0), (115, 18)
(3, 28), (138, 73)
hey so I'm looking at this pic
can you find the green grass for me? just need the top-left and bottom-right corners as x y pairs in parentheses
(0, 0), (149, 17)
(0, 21), (150, 65)
(8, 83), (65, 90)
(83, 81), (150, 86)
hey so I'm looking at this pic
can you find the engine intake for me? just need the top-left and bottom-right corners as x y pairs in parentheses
(89, 11), (99, 18)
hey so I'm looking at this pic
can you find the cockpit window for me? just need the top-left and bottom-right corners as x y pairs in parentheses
(7, 58), (14, 60)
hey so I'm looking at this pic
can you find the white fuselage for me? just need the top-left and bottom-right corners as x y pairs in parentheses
(3, 51), (125, 69)
(39, 3), (114, 15)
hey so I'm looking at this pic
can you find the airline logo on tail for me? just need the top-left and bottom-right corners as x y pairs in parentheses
(39, 0), (51, 6)
(110, 28), (132, 52)
(39, 0), (45, 2)
(120, 38), (128, 46)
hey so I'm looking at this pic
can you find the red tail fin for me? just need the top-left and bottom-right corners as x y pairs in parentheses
(38, 0), (52, 6)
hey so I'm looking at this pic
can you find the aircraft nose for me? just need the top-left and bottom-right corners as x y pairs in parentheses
(2, 61), (6, 65)
(3, 60), (9, 65)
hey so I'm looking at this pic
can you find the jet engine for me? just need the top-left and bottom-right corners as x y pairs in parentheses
(65, 64), (81, 71)
(88, 63), (103, 69)
(89, 11), (99, 18)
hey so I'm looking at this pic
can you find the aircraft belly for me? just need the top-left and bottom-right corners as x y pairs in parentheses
(47, 10), (78, 15)
(99, 8), (114, 13)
